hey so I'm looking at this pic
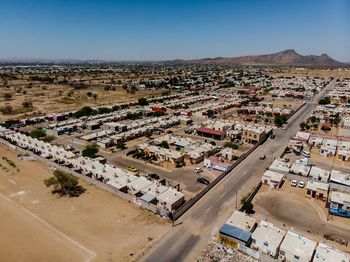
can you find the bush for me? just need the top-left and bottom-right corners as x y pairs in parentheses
(73, 106), (96, 118)
(225, 142), (239, 150)
(319, 97), (331, 105)
(3, 93), (12, 101)
(82, 144), (99, 158)
(138, 97), (149, 106)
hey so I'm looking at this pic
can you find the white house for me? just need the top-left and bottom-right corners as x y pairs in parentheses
(279, 231), (317, 262)
(251, 221), (286, 258)
(261, 170), (284, 188)
(313, 242), (350, 262)
(309, 166), (330, 183)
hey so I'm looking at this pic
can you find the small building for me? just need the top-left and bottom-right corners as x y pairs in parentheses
(313, 242), (350, 262)
(329, 191), (350, 218)
(309, 166), (330, 183)
(261, 170), (284, 189)
(251, 221), (286, 258)
(330, 170), (350, 187)
(156, 188), (185, 212)
(279, 231), (317, 262)
(219, 224), (252, 248)
(204, 155), (231, 172)
(305, 181), (329, 201)
(196, 127), (225, 140)
(242, 127), (266, 144)
(226, 210), (257, 232)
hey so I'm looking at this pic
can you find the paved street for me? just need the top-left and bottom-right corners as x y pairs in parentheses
(143, 80), (335, 262)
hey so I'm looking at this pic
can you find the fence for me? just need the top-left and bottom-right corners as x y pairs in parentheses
(172, 134), (269, 220)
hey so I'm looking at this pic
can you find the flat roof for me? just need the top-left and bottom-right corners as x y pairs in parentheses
(314, 243), (350, 262)
(197, 127), (225, 136)
(219, 224), (251, 243)
(280, 231), (317, 260)
(251, 221), (286, 248)
(226, 210), (257, 232)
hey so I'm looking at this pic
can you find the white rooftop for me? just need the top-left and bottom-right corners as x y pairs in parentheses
(280, 231), (317, 261)
(313, 242), (350, 262)
(226, 210), (257, 232)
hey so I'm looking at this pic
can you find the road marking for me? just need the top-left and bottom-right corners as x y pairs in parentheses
(0, 192), (96, 262)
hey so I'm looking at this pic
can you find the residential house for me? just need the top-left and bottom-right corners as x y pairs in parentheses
(305, 181), (329, 201)
(279, 231), (317, 262)
(261, 170), (284, 188)
(329, 191), (350, 218)
(251, 221), (286, 258)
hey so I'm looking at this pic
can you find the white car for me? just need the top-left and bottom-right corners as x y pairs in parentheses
(291, 180), (298, 187)
(282, 126), (288, 130)
(298, 181), (305, 188)
(195, 167), (203, 173)
(301, 151), (311, 158)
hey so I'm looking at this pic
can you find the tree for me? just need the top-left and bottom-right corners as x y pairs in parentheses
(116, 141), (126, 149)
(159, 141), (169, 149)
(319, 97), (331, 105)
(274, 114), (288, 127)
(299, 122), (307, 130)
(225, 142), (239, 150)
(44, 170), (85, 197)
(73, 106), (95, 118)
(242, 201), (254, 214)
(82, 144), (99, 158)
(138, 97), (149, 106)
(309, 116), (318, 123)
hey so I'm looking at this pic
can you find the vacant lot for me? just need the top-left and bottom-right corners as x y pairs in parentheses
(253, 188), (350, 253)
(0, 83), (162, 122)
(0, 144), (170, 261)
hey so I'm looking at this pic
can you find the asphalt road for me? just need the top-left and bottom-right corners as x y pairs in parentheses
(143, 80), (336, 262)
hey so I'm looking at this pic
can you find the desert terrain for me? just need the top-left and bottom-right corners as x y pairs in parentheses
(0, 143), (170, 262)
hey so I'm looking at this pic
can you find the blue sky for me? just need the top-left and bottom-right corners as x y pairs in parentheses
(0, 0), (349, 61)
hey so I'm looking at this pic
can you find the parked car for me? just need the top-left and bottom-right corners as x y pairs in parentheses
(259, 154), (266, 160)
(298, 181), (305, 188)
(128, 166), (138, 173)
(195, 167), (203, 173)
(282, 126), (288, 130)
(301, 150), (311, 158)
(292, 147), (301, 155)
(197, 177), (210, 185)
(270, 134), (275, 139)
(291, 180), (298, 187)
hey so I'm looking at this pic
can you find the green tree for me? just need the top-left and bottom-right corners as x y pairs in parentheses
(159, 141), (169, 149)
(299, 122), (307, 130)
(116, 141), (126, 149)
(44, 170), (85, 197)
(73, 106), (95, 118)
(224, 142), (239, 150)
(138, 97), (149, 106)
(82, 144), (99, 158)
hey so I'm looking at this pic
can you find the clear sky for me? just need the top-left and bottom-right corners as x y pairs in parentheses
(0, 0), (349, 61)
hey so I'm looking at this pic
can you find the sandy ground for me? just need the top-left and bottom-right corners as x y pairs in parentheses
(253, 183), (350, 253)
(0, 84), (162, 122)
(0, 144), (170, 262)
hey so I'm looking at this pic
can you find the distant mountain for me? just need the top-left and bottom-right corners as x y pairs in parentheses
(165, 49), (345, 67)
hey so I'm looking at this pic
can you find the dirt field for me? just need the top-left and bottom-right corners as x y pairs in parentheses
(0, 144), (170, 261)
(0, 84), (162, 122)
(253, 185), (350, 253)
